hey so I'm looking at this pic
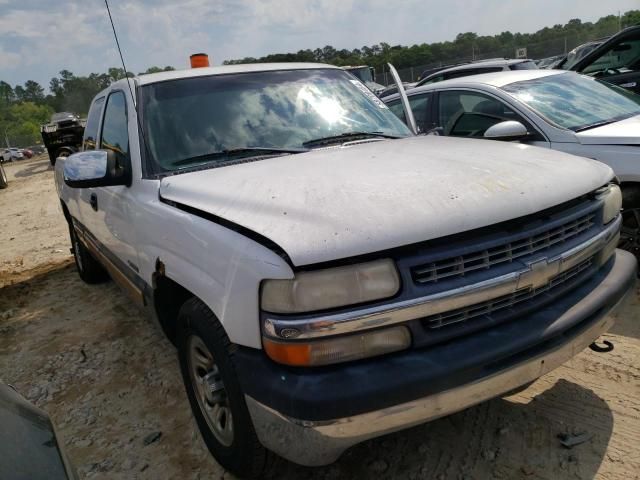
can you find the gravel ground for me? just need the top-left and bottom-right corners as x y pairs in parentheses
(0, 157), (639, 479)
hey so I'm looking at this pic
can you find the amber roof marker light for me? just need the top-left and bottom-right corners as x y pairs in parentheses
(190, 53), (210, 68)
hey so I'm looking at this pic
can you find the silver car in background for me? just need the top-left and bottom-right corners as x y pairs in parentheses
(383, 69), (640, 257)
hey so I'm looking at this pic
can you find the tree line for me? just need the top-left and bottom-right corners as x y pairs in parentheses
(224, 10), (640, 72)
(0, 67), (173, 148)
(1, 9), (638, 147)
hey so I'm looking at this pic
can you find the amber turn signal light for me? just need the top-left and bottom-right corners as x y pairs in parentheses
(262, 327), (411, 367)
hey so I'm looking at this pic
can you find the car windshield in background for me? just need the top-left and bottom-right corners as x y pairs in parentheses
(140, 68), (410, 172)
(509, 60), (538, 70)
(502, 73), (640, 131)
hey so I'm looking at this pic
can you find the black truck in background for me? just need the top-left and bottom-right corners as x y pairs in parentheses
(40, 112), (86, 166)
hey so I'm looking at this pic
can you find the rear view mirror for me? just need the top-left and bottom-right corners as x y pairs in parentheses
(63, 150), (130, 188)
(484, 121), (529, 141)
(612, 43), (632, 52)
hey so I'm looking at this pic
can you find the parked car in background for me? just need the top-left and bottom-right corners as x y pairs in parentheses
(383, 69), (640, 257)
(378, 81), (416, 99)
(0, 383), (77, 479)
(568, 25), (640, 94)
(2, 148), (24, 162)
(414, 58), (538, 87)
(22, 148), (34, 159)
(342, 65), (386, 94)
(557, 39), (607, 70)
(535, 54), (565, 69)
(28, 145), (46, 155)
(54, 62), (636, 477)
(40, 112), (86, 165)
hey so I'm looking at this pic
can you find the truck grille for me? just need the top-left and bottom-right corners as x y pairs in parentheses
(412, 212), (595, 285)
(424, 257), (594, 330)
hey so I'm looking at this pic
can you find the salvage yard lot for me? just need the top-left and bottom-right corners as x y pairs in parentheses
(1, 156), (639, 479)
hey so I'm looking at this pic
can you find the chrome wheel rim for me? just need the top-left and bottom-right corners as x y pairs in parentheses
(187, 335), (234, 446)
(620, 208), (640, 260)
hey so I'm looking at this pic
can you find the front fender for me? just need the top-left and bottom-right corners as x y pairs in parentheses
(137, 199), (293, 349)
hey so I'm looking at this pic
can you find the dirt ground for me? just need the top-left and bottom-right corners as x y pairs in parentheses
(0, 156), (639, 480)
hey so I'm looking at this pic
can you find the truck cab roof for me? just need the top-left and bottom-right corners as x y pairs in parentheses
(135, 62), (340, 86)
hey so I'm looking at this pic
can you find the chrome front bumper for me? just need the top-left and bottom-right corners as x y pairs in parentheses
(247, 249), (636, 466)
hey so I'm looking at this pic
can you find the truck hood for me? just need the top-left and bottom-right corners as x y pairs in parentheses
(159, 136), (613, 266)
(576, 114), (640, 145)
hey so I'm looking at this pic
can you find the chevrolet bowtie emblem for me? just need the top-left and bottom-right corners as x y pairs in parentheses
(516, 256), (563, 290)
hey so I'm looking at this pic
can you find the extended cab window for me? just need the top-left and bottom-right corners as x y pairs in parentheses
(100, 91), (129, 162)
(82, 97), (104, 151)
(438, 90), (522, 136)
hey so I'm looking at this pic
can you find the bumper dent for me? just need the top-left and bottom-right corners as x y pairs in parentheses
(246, 250), (636, 466)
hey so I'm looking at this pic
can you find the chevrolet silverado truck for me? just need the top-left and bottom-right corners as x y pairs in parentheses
(54, 63), (636, 478)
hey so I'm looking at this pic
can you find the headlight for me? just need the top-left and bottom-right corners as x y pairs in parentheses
(263, 326), (411, 366)
(598, 184), (622, 224)
(261, 259), (400, 314)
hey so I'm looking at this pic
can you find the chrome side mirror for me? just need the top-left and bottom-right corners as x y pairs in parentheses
(484, 121), (529, 141)
(63, 150), (130, 188)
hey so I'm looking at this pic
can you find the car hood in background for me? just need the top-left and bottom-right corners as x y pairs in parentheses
(576, 115), (640, 145)
(160, 136), (613, 266)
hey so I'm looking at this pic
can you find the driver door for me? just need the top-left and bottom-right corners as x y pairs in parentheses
(434, 90), (549, 147)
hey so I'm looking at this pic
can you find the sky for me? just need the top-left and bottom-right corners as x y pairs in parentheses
(0, 0), (637, 90)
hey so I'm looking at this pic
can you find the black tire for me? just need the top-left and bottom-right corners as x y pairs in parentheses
(47, 148), (56, 166)
(620, 186), (640, 267)
(0, 163), (7, 189)
(177, 298), (268, 479)
(69, 225), (109, 284)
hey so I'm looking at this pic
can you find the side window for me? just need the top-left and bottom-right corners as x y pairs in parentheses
(386, 94), (431, 132)
(408, 94), (431, 132)
(438, 91), (521, 137)
(82, 97), (105, 151)
(387, 100), (406, 123)
(100, 91), (130, 162)
(582, 38), (640, 76)
(422, 75), (443, 85)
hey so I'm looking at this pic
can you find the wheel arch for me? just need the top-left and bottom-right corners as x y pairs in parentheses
(152, 270), (196, 345)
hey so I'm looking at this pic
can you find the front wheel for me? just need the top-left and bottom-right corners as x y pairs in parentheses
(0, 163), (7, 189)
(69, 225), (109, 284)
(620, 207), (640, 261)
(177, 298), (268, 479)
(620, 188), (640, 267)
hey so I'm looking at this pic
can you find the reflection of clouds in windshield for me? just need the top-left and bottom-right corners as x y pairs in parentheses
(143, 70), (409, 169)
(505, 74), (640, 130)
(296, 84), (348, 127)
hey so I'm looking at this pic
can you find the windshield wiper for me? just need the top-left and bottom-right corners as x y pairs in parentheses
(172, 147), (308, 167)
(302, 131), (401, 148)
(574, 119), (620, 132)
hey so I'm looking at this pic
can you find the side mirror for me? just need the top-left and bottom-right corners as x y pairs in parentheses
(484, 120), (529, 141)
(63, 150), (131, 188)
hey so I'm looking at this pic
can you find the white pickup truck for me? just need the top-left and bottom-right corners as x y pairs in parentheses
(55, 63), (636, 478)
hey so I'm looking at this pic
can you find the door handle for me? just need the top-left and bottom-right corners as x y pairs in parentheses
(90, 193), (98, 211)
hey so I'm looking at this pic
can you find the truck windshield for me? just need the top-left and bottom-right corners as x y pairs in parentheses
(502, 72), (640, 131)
(140, 68), (410, 172)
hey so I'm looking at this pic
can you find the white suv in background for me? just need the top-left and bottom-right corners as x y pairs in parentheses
(1, 148), (24, 162)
